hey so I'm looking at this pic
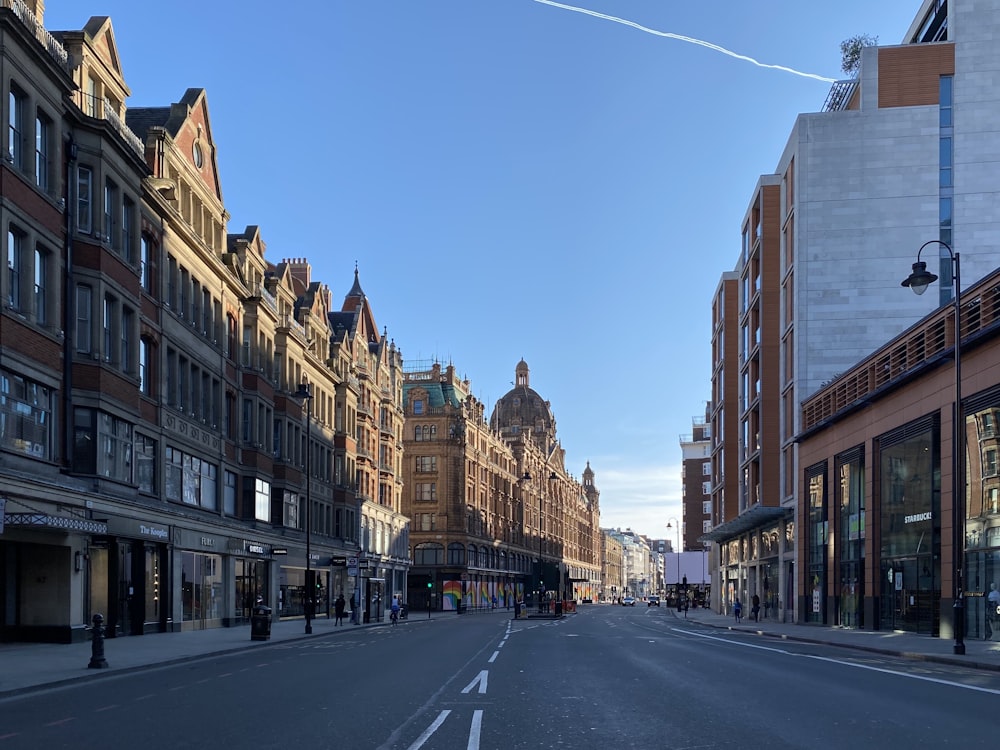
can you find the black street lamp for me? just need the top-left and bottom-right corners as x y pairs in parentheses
(295, 382), (314, 635)
(901, 239), (965, 655)
(523, 469), (557, 610)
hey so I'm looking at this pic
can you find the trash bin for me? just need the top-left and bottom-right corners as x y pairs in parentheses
(250, 604), (272, 641)
(554, 601), (563, 616)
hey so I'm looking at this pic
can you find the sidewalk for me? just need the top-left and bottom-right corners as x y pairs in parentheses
(0, 610), (453, 699)
(671, 605), (1000, 672)
(3, 606), (999, 699)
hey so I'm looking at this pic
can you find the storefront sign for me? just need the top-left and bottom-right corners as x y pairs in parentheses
(331, 556), (347, 566)
(904, 512), (932, 524)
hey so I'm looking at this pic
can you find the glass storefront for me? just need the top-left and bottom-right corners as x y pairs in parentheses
(837, 448), (865, 628)
(180, 551), (223, 628)
(806, 463), (827, 624)
(878, 418), (940, 635)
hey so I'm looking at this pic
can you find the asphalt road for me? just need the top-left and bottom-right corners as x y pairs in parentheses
(1, 606), (998, 749)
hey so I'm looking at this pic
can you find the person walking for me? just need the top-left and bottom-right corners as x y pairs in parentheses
(733, 597), (743, 624)
(751, 593), (761, 623)
(987, 582), (1000, 640)
(334, 593), (346, 626)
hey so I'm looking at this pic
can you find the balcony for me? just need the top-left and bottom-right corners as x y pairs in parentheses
(4, 1), (69, 72)
(78, 93), (144, 159)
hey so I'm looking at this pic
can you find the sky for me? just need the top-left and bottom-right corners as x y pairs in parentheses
(46, 0), (918, 540)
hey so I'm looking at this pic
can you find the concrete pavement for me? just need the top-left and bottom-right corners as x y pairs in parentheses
(2, 604), (999, 699)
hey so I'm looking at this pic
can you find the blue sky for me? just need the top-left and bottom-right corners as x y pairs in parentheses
(47, 0), (916, 539)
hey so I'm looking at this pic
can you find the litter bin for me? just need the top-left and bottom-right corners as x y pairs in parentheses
(250, 604), (272, 641)
(554, 601), (563, 616)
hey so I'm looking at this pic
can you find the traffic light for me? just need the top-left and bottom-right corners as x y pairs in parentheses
(426, 581), (432, 589)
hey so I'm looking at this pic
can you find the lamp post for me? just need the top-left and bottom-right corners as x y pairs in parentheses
(901, 239), (965, 655)
(667, 518), (681, 606)
(295, 382), (314, 635)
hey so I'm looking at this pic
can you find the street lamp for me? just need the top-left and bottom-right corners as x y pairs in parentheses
(667, 519), (681, 606)
(295, 382), (314, 635)
(901, 239), (965, 655)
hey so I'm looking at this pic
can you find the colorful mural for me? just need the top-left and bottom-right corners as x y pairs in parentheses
(443, 580), (462, 611)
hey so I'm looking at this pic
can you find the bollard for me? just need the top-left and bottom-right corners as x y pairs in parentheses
(88, 613), (109, 669)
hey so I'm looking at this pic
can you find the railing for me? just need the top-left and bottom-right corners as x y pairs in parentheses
(77, 94), (144, 159)
(257, 283), (277, 312)
(823, 79), (859, 113)
(279, 313), (306, 339)
(2, 0), (68, 71)
(802, 268), (1000, 430)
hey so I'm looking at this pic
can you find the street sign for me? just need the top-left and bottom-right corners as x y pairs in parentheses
(347, 566), (358, 576)
(348, 556), (358, 566)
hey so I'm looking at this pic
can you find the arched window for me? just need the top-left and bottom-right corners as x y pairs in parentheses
(467, 544), (477, 568)
(448, 543), (465, 565)
(413, 542), (443, 565)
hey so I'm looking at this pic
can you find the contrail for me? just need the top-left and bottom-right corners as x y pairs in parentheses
(532, 0), (837, 83)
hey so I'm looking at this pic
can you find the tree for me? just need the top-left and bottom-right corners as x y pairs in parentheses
(840, 34), (878, 77)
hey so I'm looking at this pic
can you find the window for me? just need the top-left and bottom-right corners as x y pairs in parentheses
(72, 409), (132, 481)
(254, 477), (270, 521)
(413, 398), (424, 415)
(224, 470), (237, 515)
(8, 88), (23, 168)
(165, 446), (218, 509)
(140, 234), (151, 291)
(34, 112), (50, 191)
(122, 196), (134, 261)
(75, 285), (92, 353)
(0, 369), (51, 459)
(702, 461), (711, 475)
(6, 228), (21, 310)
(415, 482), (436, 502)
(985, 448), (998, 477)
(702, 481), (711, 495)
(414, 424), (436, 442)
(77, 166), (92, 234)
(139, 338), (151, 394)
(33, 246), (46, 324)
(136, 434), (156, 494)
(102, 295), (114, 362)
(703, 500), (712, 515)
(417, 513), (436, 531)
(283, 490), (299, 528)
(413, 542), (443, 565)
(415, 455), (436, 472)
(104, 178), (118, 248)
(120, 307), (133, 374)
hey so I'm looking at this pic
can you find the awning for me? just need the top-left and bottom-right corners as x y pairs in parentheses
(699, 505), (789, 543)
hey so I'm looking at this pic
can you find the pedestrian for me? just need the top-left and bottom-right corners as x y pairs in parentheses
(390, 596), (401, 625)
(492, 594), (498, 610)
(988, 582), (1000, 640)
(334, 593), (346, 626)
(751, 593), (761, 622)
(733, 597), (743, 624)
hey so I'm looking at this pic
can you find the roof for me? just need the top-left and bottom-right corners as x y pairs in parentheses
(699, 505), (789, 542)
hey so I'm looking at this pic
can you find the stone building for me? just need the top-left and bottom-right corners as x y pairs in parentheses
(0, 5), (403, 642)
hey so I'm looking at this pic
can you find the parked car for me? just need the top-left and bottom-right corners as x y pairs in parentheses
(647, 596), (660, 607)
(622, 596), (636, 606)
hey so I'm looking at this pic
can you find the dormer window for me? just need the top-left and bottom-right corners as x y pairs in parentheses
(192, 141), (204, 169)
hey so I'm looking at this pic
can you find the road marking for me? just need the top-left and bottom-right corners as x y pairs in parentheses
(677, 629), (1000, 694)
(488, 651), (500, 663)
(406, 709), (451, 750)
(461, 670), (489, 694)
(468, 709), (483, 750)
